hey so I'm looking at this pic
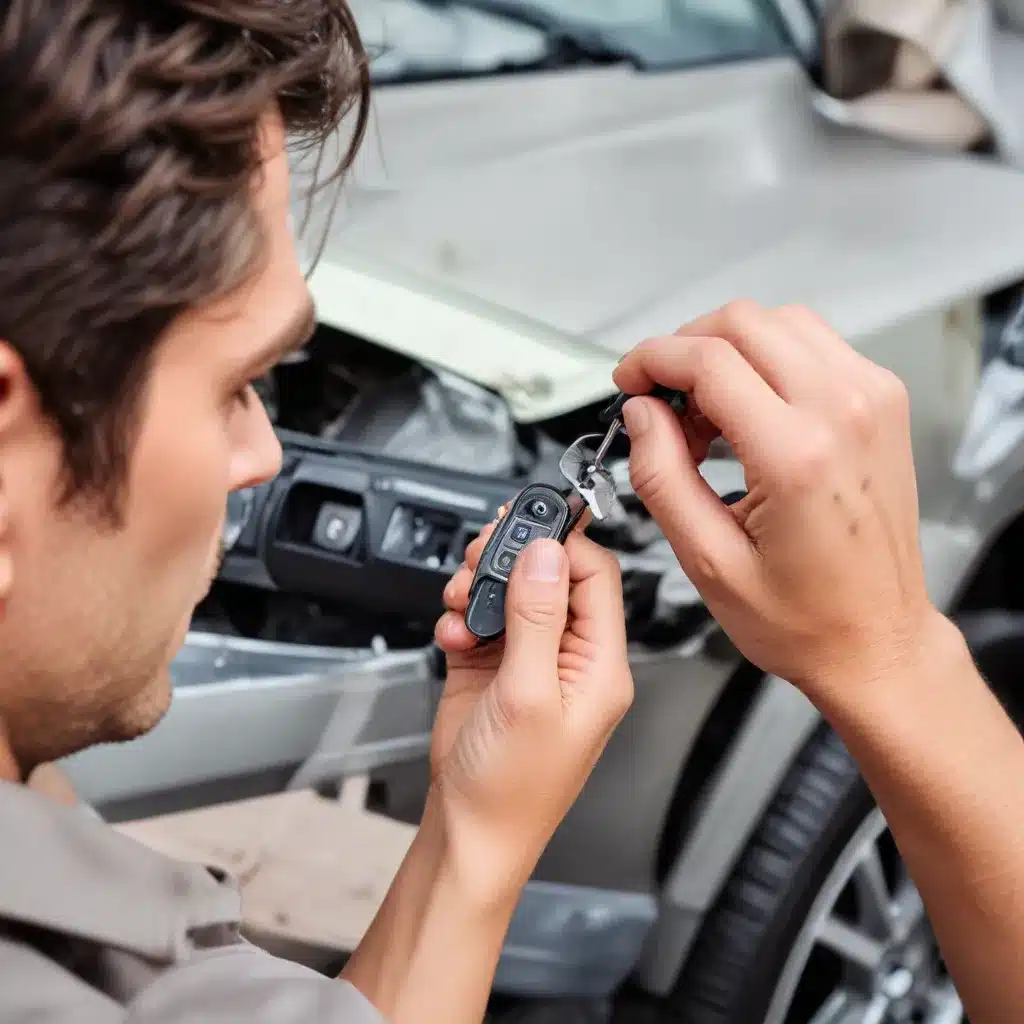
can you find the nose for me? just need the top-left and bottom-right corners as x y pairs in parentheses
(230, 400), (283, 492)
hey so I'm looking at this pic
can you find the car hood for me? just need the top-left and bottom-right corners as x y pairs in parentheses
(304, 56), (1024, 422)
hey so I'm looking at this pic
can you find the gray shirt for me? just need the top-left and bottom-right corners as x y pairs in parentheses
(0, 782), (385, 1022)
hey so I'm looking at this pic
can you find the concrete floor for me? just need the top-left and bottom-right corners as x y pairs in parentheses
(116, 776), (415, 965)
(117, 783), (658, 1020)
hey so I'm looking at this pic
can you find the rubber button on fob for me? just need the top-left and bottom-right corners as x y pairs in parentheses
(465, 577), (507, 641)
(494, 549), (517, 574)
(508, 521), (532, 546)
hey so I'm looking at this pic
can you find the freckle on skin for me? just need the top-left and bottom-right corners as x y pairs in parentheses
(862, 477), (870, 492)
(849, 521), (859, 537)
(833, 492), (841, 503)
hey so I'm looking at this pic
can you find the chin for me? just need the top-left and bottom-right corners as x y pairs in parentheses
(111, 666), (174, 743)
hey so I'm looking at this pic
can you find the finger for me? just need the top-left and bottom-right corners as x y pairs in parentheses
(434, 610), (479, 653)
(562, 531), (627, 649)
(667, 301), (832, 405)
(443, 566), (474, 613)
(680, 411), (720, 465)
(622, 394), (757, 591)
(500, 539), (570, 697)
(772, 304), (867, 378)
(613, 333), (796, 465)
(463, 521), (496, 573)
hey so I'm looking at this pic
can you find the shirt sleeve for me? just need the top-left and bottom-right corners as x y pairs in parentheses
(125, 944), (386, 1023)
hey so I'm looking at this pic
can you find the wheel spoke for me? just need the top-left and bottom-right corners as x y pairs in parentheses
(854, 845), (895, 938)
(862, 992), (894, 1024)
(808, 989), (870, 1024)
(891, 879), (926, 940)
(817, 915), (886, 974)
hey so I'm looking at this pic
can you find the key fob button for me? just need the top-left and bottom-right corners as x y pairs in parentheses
(465, 578), (506, 641)
(494, 549), (517, 574)
(527, 499), (557, 523)
(509, 522), (532, 545)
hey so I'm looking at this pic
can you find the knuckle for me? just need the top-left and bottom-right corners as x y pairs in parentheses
(775, 303), (819, 329)
(693, 335), (732, 378)
(873, 367), (910, 417)
(840, 389), (875, 440)
(628, 450), (668, 505)
(631, 333), (672, 369)
(512, 596), (563, 630)
(780, 424), (838, 490)
(718, 298), (761, 334)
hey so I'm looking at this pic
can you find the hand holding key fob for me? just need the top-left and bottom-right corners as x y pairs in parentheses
(463, 384), (744, 644)
(464, 484), (585, 643)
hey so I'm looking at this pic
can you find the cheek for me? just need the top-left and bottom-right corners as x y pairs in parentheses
(127, 384), (230, 582)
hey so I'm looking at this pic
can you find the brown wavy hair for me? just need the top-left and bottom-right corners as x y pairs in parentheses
(0, 0), (370, 516)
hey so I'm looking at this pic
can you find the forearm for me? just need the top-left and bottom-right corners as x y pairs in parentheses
(811, 614), (1024, 1023)
(390, 846), (519, 1024)
(342, 789), (523, 1024)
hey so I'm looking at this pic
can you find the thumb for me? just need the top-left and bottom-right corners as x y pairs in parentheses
(622, 396), (752, 586)
(501, 539), (569, 694)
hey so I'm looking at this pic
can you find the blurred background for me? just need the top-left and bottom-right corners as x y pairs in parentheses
(59, 2), (1024, 1021)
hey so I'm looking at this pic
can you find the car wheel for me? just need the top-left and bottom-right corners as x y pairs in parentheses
(665, 724), (965, 1024)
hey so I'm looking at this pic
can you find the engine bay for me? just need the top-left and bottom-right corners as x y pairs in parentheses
(193, 325), (730, 654)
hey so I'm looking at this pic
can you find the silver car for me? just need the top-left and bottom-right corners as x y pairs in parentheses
(62, 3), (1024, 1021)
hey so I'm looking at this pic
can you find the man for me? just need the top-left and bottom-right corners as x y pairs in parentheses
(0, 4), (1022, 1024)
(0, 4), (632, 1022)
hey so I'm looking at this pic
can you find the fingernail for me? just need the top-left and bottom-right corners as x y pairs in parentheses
(622, 397), (649, 437)
(523, 539), (563, 583)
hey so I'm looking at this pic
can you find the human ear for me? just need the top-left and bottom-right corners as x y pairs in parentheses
(0, 341), (32, 606)
(0, 342), (32, 438)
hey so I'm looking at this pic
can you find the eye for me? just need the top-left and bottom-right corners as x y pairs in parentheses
(227, 371), (274, 416)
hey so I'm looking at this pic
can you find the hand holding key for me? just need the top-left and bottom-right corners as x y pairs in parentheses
(613, 301), (945, 699)
(432, 524), (632, 887)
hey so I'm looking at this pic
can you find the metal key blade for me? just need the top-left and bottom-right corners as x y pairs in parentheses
(558, 434), (617, 521)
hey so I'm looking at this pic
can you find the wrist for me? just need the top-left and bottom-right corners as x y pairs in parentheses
(805, 608), (970, 721)
(390, 796), (525, 1024)
(429, 782), (536, 916)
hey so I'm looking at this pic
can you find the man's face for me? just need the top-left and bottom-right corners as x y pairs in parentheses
(0, 117), (310, 771)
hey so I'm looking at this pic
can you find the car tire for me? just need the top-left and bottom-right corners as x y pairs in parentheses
(663, 723), (940, 1024)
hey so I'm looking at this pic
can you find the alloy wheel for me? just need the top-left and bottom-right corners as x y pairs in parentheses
(764, 808), (964, 1024)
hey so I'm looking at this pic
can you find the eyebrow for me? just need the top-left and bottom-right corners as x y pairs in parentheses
(244, 298), (317, 377)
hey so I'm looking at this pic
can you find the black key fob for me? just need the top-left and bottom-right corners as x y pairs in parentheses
(598, 385), (687, 425)
(464, 483), (585, 643)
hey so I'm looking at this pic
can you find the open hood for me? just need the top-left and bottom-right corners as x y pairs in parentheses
(303, 55), (1024, 420)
